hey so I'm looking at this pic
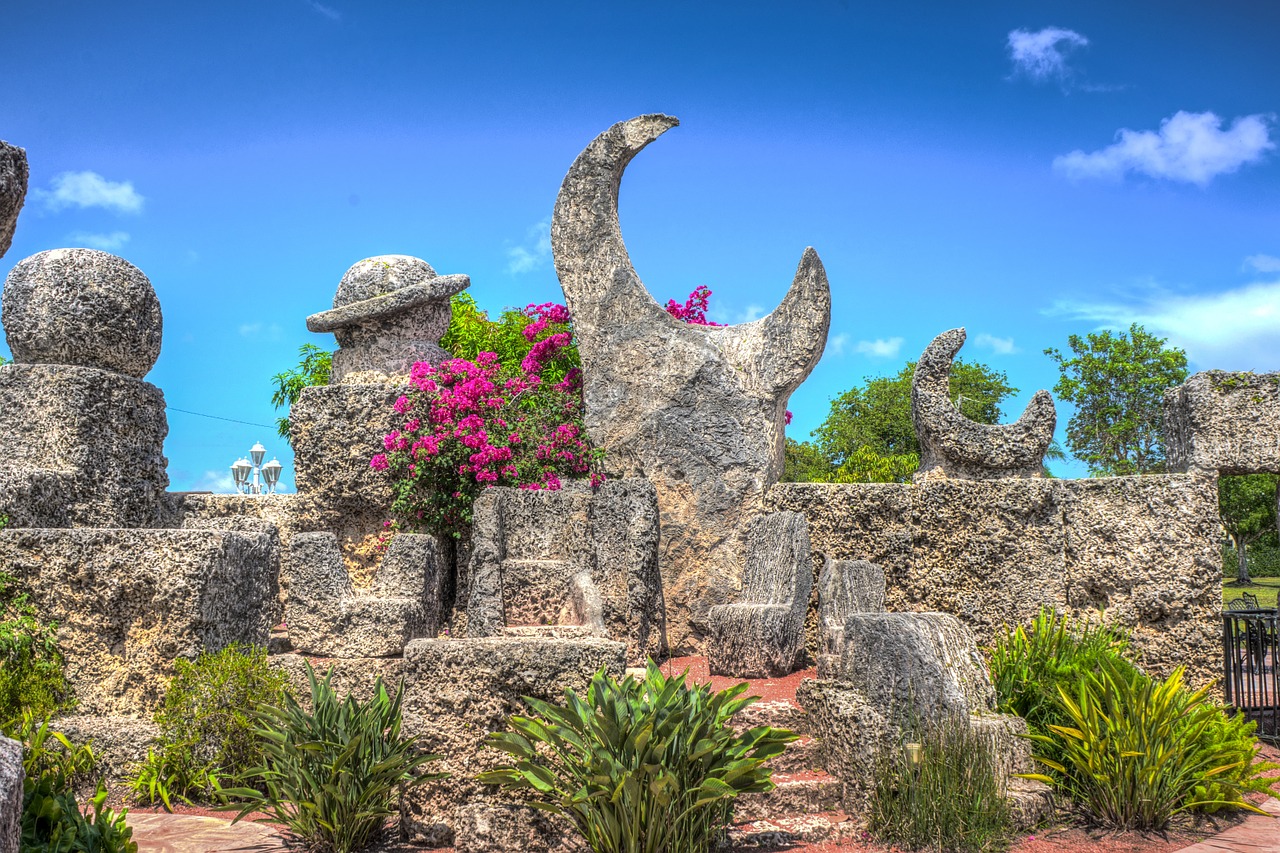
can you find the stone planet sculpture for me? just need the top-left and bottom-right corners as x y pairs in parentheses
(2, 248), (163, 379)
(306, 254), (469, 385)
(911, 327), (1055, 481)
(0, 140), (28, 259)
(550, 113), (830, 650)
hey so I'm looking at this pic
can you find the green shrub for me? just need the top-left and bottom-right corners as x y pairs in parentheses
(867, 714), (1012, 853)
(1223, 541), (1280, 578)
(0, 570), (75, 722)
(127, 643), (287, 808)
(988, 609), (1136, 748)
(1024, 660), (1280, 830)
(479, 661), (796, 853)
(4, 712), (137, 853)
(224, 661), (442, 853)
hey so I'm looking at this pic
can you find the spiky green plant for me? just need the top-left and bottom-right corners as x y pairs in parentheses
(223, 662), (443, 853)
(480, 661), (796, 853)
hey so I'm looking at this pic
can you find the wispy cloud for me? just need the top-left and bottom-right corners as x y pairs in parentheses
(735, 304), (765, 324)
(1053, 111), (1274, 186)
(1244, 254), (1280, 273)
(855, 337), (903, 358)
(35, 171), (144, 213)
(195, 470), (238, 494)
(65, 230), (130, 252)
(972, 333), (1018, 355)
(1046, 278), (1280, 369)
(506, 218), (551, 274)
(238, 322), (284, 340)
(307, 0), (341, 20)
(1008, 27), (1089, 85)
(827, 333), (850, 356)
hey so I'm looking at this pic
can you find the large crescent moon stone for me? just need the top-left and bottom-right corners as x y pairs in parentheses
(2, 248), (163, 378)
(0, 140), (27, 260)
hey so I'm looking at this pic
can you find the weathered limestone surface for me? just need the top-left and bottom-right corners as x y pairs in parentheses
(912, 328), (1055, 482)
(306, 255), (469, 385)
(0, 736), (17, 853)
(398, 637), (626, 850)
(285, 532), (429, 658)
(817, 557), (885, 664)
(53, 716), (160, 782)
(707, 512), (813, 677)
(291, 383), (400, 521)
(0, 364), (168, 527)
(465, 481), (665, 664)
(1165, 371), (1280, 475)
(0, 529), (275, 714)
(3, 249), (162, 378)
(768, 474), (1220, 688)
(819, 612), (997, 718)
(551, 114), (830, 653)
(0, 140), (27, 260)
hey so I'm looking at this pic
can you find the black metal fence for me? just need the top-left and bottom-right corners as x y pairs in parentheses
(1222, 610), (1279, 743)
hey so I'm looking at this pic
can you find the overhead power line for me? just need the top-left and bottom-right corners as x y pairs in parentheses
(166, 406), (276, 430)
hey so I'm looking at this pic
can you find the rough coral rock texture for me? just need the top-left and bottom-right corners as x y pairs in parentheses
(707, 512), (813, 677)
(465, 481), (664, 663)
(291, 383), (400, 520)
(0, 528), (275, 714)
(0, 736), (17, 853)
(817, 557), (885, 663)
(1164, 371), (1280, 475)
(0, 364), (168, 527)
(912, 328), (1055, 481)
(768, 474), (1221, 689)
(0, 467), (73, 528)
(0, 141), (27, 261)
(551, 114), (830, 654)
(284, 532), (427, 657)
(398, 637), (626, 848)
(53, 716), (159, 783)
(306, 255), (469, 385)
(2, 249), (162, 378)
(819, 612), (997, 720)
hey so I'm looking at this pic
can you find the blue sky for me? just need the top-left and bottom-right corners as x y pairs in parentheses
(3, 1), (1279, 489)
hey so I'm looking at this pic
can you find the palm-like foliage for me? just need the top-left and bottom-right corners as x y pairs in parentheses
(480, 662), (796, 853)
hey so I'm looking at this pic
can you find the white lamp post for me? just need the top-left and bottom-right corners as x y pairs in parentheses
(230, 442), (284, 495)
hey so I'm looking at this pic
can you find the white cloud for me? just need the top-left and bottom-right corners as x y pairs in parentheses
(1244, 254), (1280, 273)
(736, 304), (765, 324)
(827, 333), (850, 356)
(973, 333), (1018, 355)
(1008, 27), (1089, 84)
(1046, 278), (1280, 369)
(65, 230), (130, 251)
(1053, 111), (1274, 186)
(36, 171), (144, 213)
(307, 1), (341, 20)
(194, 470), (238, 494)
(506, 218), (551, 274)
(855, 337), (903, 358)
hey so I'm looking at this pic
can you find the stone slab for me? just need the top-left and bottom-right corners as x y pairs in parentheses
(1165, 371), (1280, 475)
(0, 735), (18, 853)
(0, 528), (276, 714)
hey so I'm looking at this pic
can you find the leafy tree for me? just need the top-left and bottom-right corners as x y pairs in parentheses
(270, 344), (332, 446)
(782, 438), (832, 482)
(793, 359), (1017, 483)
(1219, 474), (1279, 585)
(1044, 324), (1188, 476)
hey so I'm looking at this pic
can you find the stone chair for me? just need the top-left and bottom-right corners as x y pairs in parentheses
(285, 531), (447, 658)
(706, 511), (813, 678)
(464, 479), (665, 665)
(816, 557), (886, 672)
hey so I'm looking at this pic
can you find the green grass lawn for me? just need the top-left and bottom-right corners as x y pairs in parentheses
(1223, 576), (1280, 610)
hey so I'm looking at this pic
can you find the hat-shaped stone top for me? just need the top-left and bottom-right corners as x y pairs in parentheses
(0, 140), (28, 260)
(2, 248), (162, 378)
(306, 255), (469, 335)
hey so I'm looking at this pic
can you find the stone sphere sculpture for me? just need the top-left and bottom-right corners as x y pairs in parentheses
(1, 248), (163, 378)
(0, 140), (28, 259)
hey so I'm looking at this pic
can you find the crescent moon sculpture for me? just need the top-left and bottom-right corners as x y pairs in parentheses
(911, 327), (1056, 481)
(551, 114), (830, 652)
(0, 141), (28, 260)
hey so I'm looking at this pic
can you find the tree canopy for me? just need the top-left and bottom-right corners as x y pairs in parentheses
(1219, 474), (1278, 584)
(786, 359), (1018, 483)
(1044, 324), (1187, 476)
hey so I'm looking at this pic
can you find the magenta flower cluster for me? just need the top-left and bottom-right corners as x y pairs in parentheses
(664, 284), (722, 327)
(372, 302), (599, 538)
